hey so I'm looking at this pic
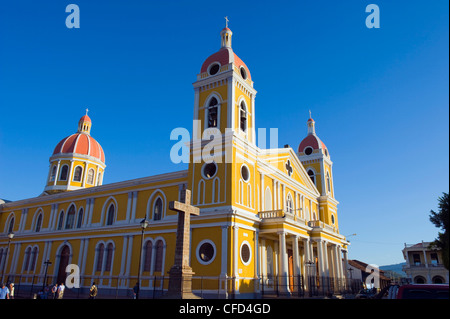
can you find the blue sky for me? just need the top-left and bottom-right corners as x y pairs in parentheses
(0, 0), (448, 266)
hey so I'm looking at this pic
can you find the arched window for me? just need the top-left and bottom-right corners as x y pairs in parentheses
(76, 208), (84, 228)
(65, 205), (76, 229)
(35, 214), (43, 232)
(87, 168), (95, 185)
(60, 165), (69, 181)
(308, 169), (315, 185)
(57, 211), (64, 230)
(50, 166), (57, 181)
(73, 166), (83, 182)
(240, 101), (247, 132)
(264, 188), (272, 211)
(286, 194), (294, 214)
(143, 241), (153, 272)
(104, 243), (114, 272)
(7, 217), (14, 234)
(106, 204), (115, 225)
(326, 172), (331, 194)
(23, 247), (31, 271)
(206, 97), (218, 128)
(95, 244), (105, 272)
(30, 247), (38, 271)
(153, 198), (163, 221)
(154, 240), (164, 272)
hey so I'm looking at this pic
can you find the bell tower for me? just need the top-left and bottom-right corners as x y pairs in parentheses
(189, 21), (257, 211)
(297, 114), (339, 227)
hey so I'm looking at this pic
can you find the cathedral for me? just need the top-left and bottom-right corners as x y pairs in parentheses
(0, 25), (350, 298)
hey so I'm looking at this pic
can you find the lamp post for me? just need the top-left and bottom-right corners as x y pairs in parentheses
(136, 218), (149, 299)
(43, 260), (52, 290)
(1, 232), (14, 284)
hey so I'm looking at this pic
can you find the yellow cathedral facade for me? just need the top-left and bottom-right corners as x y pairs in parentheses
(0, 25), (350, 298)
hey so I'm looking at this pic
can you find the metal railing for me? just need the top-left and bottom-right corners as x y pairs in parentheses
(3, 273), (361, 299)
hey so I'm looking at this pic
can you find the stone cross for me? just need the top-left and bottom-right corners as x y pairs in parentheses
(225, 16), (229, 28)
(166, 189), (200, 298)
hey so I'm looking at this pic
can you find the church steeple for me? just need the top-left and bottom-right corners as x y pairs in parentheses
(78, 108), (92, 135)
(220, 17), (232, 48)
(307, 111), (316, 135)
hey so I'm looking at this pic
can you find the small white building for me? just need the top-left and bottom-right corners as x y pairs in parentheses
(402, 241), (449, 284)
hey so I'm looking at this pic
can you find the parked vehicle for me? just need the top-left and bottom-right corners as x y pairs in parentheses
(396, 284), (449, 299)
(355, 289), (377, 299)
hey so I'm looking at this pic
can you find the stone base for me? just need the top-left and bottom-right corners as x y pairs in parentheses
(163, 265), (201, 299)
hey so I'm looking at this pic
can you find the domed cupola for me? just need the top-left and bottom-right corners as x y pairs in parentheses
(43, 110), (106, 195)
(199, 18), (252, 82)
(297, 113), (335, 198)
(298, 114), (329, 158)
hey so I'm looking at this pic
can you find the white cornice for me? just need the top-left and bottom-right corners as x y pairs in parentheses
(0, 170), (189, 210)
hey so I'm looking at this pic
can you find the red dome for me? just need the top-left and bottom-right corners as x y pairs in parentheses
(79, 115), (91, 123)
(298, 134), (327, 154)
(53, 133), (105, 163)
(200, 48), (251, 80)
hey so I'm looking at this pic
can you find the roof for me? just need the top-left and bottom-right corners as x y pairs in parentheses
(52, 133), (105, 163)
(200, 47), (252, 80)
(298, 134), (327, 153)
(78, 114), (91, 123)
(348, 259), (390, 280)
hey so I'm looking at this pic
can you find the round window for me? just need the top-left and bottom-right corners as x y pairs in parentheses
(241, 164), (250, 182)
(240, 67), (247, 80)
(240, 241), (252, 265)
(209, 63), (220, 75)
(197, 240), (216, 264)
(202, 162), (217, 179)
(304, 147), (313, 155)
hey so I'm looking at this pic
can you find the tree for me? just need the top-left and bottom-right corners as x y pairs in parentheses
(429, 192), (449, 270)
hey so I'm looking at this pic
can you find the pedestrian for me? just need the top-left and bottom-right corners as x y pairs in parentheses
(8, 283), (14, 299)
(0, 283), (10, 300)
(57, 282), (65, 299)
(51, 283), (58, 299)
(89, 282), (98, 299)
(132, 282), (139, 299)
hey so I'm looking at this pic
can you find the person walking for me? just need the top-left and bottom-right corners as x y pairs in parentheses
(0, 283), (10, 299)
(89, 282), (98, 299)
(57, 282), (65, 299)
(8, 283), (14, 299)
(51, 283), (58, 299)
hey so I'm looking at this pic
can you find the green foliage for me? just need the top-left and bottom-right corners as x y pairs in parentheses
(429, 192), (449, 270)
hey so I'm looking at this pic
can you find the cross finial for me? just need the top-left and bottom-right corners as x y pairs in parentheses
(309, 110), (312, 119)
(225, 16), (229, 28)
(85, 108), (89, 116)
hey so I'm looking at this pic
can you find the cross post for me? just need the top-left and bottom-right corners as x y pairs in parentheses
(166, 189), (201, 298)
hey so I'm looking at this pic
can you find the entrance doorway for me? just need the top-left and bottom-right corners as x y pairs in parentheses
(288, 249), (294, 292)
(57, 245), (70, 284)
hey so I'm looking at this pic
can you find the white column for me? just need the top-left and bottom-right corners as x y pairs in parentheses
(278, 231), (290, 293)
(260, 173), (265, 211)
(221, 225), (228, 277)
(53, 160), (61, 186)
(233, 225), (239, 294)
(323, 241), (329, 277)
(81, 161), (88, 187)
(292, 235), (300, 292)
